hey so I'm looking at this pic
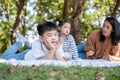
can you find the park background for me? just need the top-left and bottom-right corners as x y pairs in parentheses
(0, 0), (120, 80)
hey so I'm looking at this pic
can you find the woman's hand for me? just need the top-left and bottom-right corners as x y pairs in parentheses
(86, 50), (95, 58)
(106, 54), (120, 62)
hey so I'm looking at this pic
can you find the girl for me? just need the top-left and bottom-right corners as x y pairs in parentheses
(56, 19), (78, 60)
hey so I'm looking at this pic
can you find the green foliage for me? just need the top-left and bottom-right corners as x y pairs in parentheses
(0, 64), (120, 80)
(34, 0), (64, 22)
(0, 22), (11, 54)
(80, 0), (119, 41)
(0, 0), (18, 54)
(0, 0), (34, 54)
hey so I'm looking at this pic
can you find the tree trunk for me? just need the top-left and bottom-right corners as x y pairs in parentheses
(21, 15), (26, 36)
(70, 0), (86, 44)
(63, 0), (69, 20)
(111, 0), (120, 18)
(11, 0), (26, 44)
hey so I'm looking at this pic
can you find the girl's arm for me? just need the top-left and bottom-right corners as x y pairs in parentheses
(54, 50), (66, 61)
(54, 41), (66, 61)
(69, 35), (78, 60)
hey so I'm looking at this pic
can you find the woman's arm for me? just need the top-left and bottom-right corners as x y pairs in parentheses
(109, 44), (120, 62)
(108, 54), (120, 62)
(85, 31), (98, 59)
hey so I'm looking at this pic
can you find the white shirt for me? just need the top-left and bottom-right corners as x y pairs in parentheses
(25, 39), (66, 60)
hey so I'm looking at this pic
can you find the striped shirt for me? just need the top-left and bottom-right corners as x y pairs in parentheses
(60, 34), (78, 60)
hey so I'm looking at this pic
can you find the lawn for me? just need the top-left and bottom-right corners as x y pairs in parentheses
(0, 63), (120, 80)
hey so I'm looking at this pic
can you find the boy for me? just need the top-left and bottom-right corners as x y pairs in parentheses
(1, 21), (69, 61)
(25, 21), (66, 61)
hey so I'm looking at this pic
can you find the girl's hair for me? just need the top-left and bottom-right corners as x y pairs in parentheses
(100, 17), (120, 45)
(56, 19), (69, 27)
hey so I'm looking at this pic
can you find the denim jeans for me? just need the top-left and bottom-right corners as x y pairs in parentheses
(77, 43), (86, 59)
(1, 42), (31, 60)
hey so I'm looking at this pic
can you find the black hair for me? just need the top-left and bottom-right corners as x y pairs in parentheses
(100, 17), (120, 45)
(56, 18), (69, 27)
(37, 21), (57, 36)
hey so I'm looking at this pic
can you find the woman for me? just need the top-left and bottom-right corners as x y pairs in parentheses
(78, 17), (120, 62)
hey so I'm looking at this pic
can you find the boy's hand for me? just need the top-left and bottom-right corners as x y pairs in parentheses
(56, 37), (65, 49)
(43, 39), (55, 50)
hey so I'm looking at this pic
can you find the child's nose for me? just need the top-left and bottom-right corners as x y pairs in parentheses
(52, 35), (56, 39)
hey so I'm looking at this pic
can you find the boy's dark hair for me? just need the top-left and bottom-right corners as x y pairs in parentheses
(37, 21), (57, 36)
(100, 17), (120, 45)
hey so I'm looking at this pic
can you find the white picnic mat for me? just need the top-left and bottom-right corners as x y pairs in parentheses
(0, 58), (120, 67)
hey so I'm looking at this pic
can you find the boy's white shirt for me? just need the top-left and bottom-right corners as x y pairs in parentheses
(24, 39), (66, 60)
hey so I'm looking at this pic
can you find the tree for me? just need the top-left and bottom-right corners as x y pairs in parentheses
(0, 0), (29, 54)
(80, 0), (120, 42)
(63, 0), (69, 20)
(0, 0), (120, 54)
(111, 0), (120, 18)
(11, 0), (26, 44)
(0, 0), (16, 54)
(70, 0), (86, 44)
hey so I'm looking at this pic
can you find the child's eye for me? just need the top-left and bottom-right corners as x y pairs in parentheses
(54, 34), (57, 36)
(63, 26), (67, 28)
(47, 34), (52, 37)
(106, 26), (110, 29)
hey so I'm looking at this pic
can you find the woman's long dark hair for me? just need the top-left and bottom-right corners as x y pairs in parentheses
(100, 17), (120, 45)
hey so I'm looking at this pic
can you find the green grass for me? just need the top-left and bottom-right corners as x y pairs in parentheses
(0, 63), (120, 80)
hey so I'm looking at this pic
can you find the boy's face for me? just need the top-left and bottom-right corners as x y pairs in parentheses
(60, 23), (71, 35)
(40, 30), (58, 46)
